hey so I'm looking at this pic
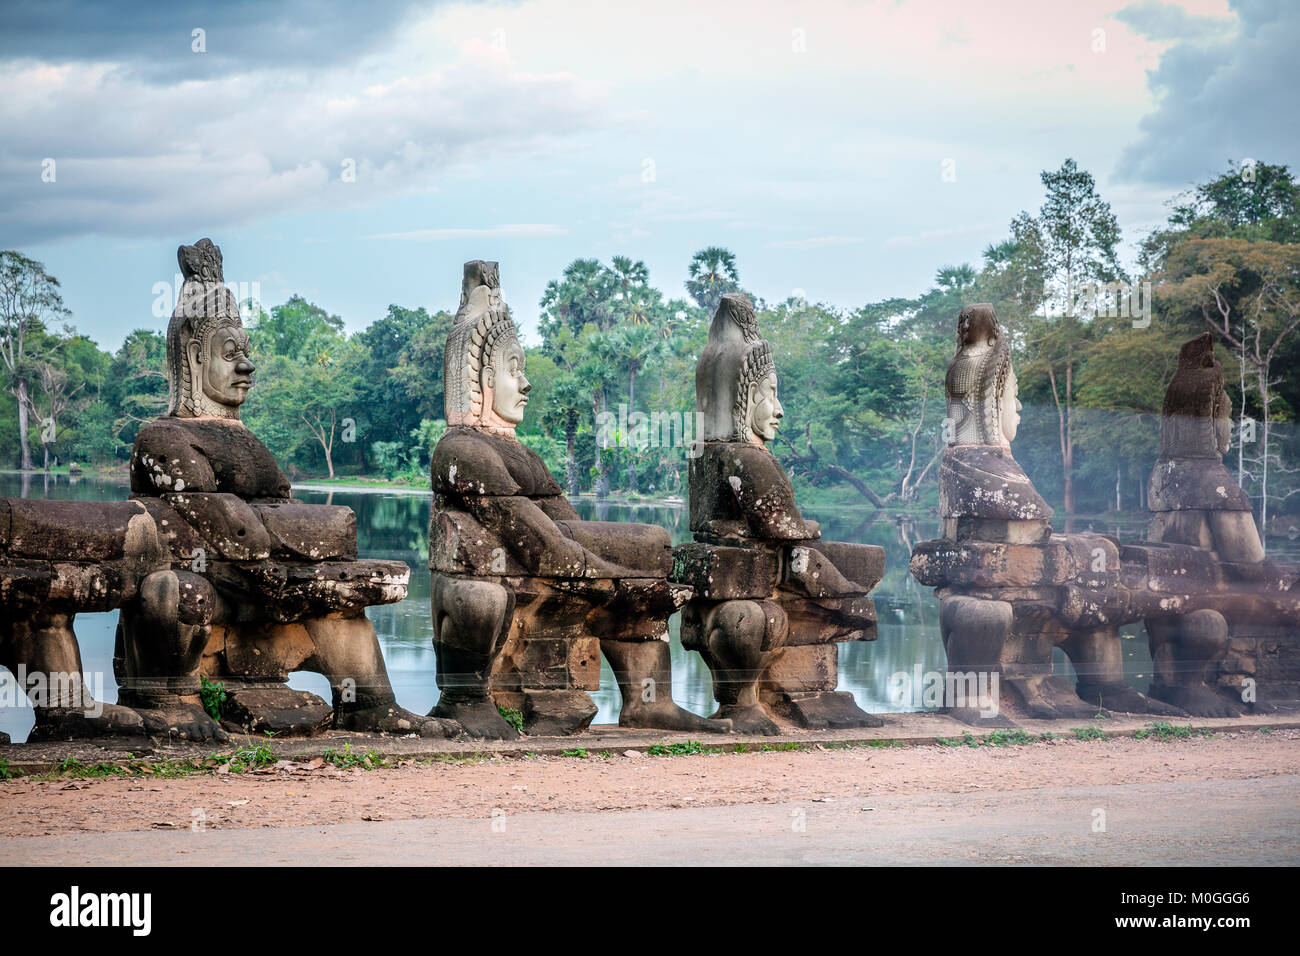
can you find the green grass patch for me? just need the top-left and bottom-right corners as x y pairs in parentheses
(647, 741), (723, 756)
(560, 747), (589, 759)
(1133, 722), (1213, 741)
(1072, 725), (1107, 741)
(981, 729), (1038, 747)
(936, 732), (980, 747)
(322, 744), (389, 770)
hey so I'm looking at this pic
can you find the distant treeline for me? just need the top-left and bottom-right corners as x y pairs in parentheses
(3, 158), (1299, 521)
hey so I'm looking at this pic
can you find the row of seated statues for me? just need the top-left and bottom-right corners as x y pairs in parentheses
(0, 240), (1295, 743)
(910, 306), (1299, 723)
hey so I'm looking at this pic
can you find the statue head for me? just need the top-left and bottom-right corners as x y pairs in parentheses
(945, 303), (1018, 447)
(1160, 332), (1232, 460)
(166, 238), (255, 419)
(696, 293), (781, 444)
(444, 261), (530, 435)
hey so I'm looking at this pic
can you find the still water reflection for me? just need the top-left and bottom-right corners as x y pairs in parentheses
(6, 472), (1232, 742)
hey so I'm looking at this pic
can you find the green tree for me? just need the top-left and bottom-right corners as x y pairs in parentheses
(0, 252), (69, 469)
(685, 246), (740, 316)
(250, 295), (344, 361)
(1011, 158), (1123, 514)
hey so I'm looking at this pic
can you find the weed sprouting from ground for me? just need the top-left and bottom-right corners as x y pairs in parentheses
(1133, 722), (1212, 741)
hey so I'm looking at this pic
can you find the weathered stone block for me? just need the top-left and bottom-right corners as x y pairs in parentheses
(1061, 533), (1120, 590)
(220, 684), (332, 736)
(556, 520), (672, 576)
(760, 644), (837, 693)
(943, 516), (1053, 544)
(252, 502), (356, 560)
(670, 541), (778, 599)
(7, 499), (155, 561)
(909, 539), (1072, 589)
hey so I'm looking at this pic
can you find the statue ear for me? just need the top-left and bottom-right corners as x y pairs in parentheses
(482, 364), (496, 390)
(187, 338), (202, 372)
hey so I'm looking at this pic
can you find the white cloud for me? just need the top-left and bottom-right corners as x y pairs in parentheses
(0, 41), (607, 244)
(364, 224), (568, 240)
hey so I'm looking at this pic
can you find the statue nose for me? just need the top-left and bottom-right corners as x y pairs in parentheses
(520, 375), (531, 394)
(237, 357), (255, 375)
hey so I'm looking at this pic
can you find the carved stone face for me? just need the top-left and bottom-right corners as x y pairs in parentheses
(1000, 364), (1021, 445)
(188, 325), (254, 413)
(485, 342), (530, 426)
(748, 372), (783, 443)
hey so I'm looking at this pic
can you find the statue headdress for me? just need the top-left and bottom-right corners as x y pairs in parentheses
(444, 260), (520, 429)
(1159, 332), (1232, 460)
(165, 238), (242, 417)
(946, 304), (1012, 445)
(696, 293), (777, 443)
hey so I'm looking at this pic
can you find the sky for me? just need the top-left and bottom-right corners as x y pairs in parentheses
(1, 0), (1296, 350)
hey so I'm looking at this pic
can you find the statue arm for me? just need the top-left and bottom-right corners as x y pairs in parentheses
(463, 494), (591, 574)
(727, 451), (818, 541)
(132, 429), (220, 494)
(536, 495), (581, 521)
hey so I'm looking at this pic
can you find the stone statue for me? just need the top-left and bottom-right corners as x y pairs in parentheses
(938, 304), (1053, 538)
(0, 499), (164, 739)
(913, 304), (1182, 720)
(428, 261), (729, 738)
(1148, 333), (1264, 562)
(119, 238), (447, 740)
(673, 293), (885, 734)
(1141, 333), (1299, 714)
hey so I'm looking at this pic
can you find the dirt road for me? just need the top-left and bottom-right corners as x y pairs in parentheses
(3, 729), (1296, 865)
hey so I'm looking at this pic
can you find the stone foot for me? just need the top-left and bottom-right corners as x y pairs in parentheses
(620, 699), (732, 734)
(337, 702), (461, 738)
(1148, 682), (1243, 718)
(27, 703), (147, 741)
(1008, 677), (1100, 721)
(1076, 681), (1187, 717)
(770, 691), (883, 729)
(522, 690), (596, 736)
(135, 702), (229, 742)
(431, 698), (518, 740)
(715, 703), (781, 736)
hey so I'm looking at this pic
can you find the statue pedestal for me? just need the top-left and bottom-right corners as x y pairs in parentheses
(674, 537), (885, 733)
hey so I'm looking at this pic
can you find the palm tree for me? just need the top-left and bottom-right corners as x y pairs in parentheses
(578, 332), (621, 498)
(541, 373), (587, 495)
(612, 323), (664, 493)
(685, 246), (740, 315)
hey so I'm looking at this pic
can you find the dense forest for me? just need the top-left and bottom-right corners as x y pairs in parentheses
(3, 158), (1299, 525)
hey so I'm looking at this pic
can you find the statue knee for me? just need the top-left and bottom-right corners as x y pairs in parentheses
(708, 600), (767, 659)
(433, 577), (513, 651)
(1151, 609), (1229, 657)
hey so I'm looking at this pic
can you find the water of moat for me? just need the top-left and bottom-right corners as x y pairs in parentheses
(4, 472), (1295, 743)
